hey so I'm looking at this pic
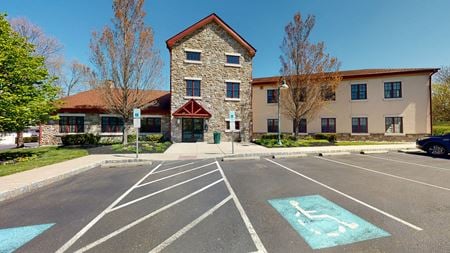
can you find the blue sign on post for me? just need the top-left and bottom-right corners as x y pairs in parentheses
(268, 195), (390, 249)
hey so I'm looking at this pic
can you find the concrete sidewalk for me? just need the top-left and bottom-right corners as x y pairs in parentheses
(0, 141), (417, 202)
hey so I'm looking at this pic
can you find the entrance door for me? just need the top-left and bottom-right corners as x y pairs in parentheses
(182, 118), (204, 142)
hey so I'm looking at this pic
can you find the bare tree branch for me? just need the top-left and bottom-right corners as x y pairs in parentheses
(280, 12), (342, 137)
(90, 0), (162, 144)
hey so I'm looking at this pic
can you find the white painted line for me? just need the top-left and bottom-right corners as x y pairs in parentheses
(152, 162), (195, 174)
(216, 161), (267, 253)
(363, 154), (450, 171)
(109, 169), (220, 212)
(56, 163), (163, 253)
(137, 162), (216, 188)
(148, 195), (233, 253)
(317, 156), (450, 192)
(265, 158), (423, 231)
(73, 178), (224, 253)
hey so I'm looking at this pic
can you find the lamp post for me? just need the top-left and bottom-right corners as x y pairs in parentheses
(277, 79), (289, 146)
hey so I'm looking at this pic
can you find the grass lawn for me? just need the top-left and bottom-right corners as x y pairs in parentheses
(433, 121), (450, 135)
(0, 146), (88, 177)
(111, 141), (172, 153)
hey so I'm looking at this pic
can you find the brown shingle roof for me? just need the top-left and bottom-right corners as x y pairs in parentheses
(252, 68), (439, 84)
(58, 89), (170, 114)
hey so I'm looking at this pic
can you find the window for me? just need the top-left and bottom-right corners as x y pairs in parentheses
(226, 120), (240, 130)
(384, 81), (402, 99)
(101, 116), (124, 133)
(321, 85), (336, 101)
(385, 117), (403, 134)
(267, 119), (278, 133)
(267, 89), (278, 103)
(226, 55), (240, 65)
(59, 116), (84, 133)
(321, 118), (336, 133)
(186, 79), (201, 97)
(351, 84), (367, 100)
(186, 51), (201, 61)
(293, 119), (307, 133)
(352, 117), (368, 133)
(141, 117), (161, 133)
(226, 82), (240, 98)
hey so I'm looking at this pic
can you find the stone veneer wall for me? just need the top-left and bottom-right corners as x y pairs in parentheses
(170, 22), (253, 143)
(251, 132), (426, 142)
(40, 113), (170, 145)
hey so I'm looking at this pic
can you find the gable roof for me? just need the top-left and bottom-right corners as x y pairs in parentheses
(166, 13), (256, 57)
(252, 68), (440, 85)
(172, 99), (211, 118)
(58, 89), (170, 114)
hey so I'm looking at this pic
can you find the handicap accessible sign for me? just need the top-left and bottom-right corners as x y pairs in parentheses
(268, 195), (390, 249)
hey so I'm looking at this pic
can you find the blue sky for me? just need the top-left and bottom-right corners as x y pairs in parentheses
(2, 0), (450, 90)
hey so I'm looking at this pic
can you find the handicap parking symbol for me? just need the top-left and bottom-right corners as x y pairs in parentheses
(268, 195), (390, 249)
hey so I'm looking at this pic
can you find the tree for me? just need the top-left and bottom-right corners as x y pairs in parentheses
(10, 17), (64, 79)
(60, 60), (93, 96)
(90, 0), (162, 144)
(0, 14), (59, 147)
(280, 12), (341, 137)
(432, 66), (450, 123)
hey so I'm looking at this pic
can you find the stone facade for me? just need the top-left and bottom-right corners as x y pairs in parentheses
(40, 113), (170, 145)
(170, 22), (253, 143)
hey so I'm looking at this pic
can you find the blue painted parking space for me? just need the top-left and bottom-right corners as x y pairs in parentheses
(0, 223), (54, 253)
(268, 195), (390, 249)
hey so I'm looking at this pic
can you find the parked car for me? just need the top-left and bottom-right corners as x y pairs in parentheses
(416, 134), (450, 156)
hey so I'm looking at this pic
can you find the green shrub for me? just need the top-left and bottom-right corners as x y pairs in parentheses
(61, 134), (100, 146)
(146, 134), (163, 142)
(313, 133), (336, 142)
(433, 124), (450, 135)
(22, 136), (39, 143)
(326, 134), (337, 143)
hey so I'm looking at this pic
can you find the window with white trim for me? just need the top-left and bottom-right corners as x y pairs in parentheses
(186, 51), (201, 61)
(352, 117), (368, 133)
(101, 116), (124, 133)
(226, 82), (240, 98)
(59, 116), (84, 133)
(141, 117), (161, 133)
(385, 117), (403, 133)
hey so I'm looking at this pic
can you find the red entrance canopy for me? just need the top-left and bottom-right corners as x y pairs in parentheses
(172, 99), (212, 118)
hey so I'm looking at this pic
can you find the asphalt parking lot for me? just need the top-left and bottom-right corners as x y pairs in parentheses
(0, 152), (449, 252)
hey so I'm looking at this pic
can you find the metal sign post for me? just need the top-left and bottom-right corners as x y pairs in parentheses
(229, 111), (235, 154)
(133, 108), (141, 159)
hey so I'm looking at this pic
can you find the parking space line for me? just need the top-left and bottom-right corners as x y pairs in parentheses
(109, 169), (220, 212)
(216, 161), (267, 253)
(148, 195), (233, 253)
(56, 163), (163, 253)
(73, 178), (224, 253)
(265, 158), (423, 231)
(362, 154), (450, 171)
(137, 162), (216, 188)
(152, 162), (195, 174)
(317, 156), (450, 192)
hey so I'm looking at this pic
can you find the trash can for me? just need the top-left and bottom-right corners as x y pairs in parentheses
(213, 131), (221, 144)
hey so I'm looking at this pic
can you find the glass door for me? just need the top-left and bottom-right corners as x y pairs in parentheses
(182, 118), (204, 142)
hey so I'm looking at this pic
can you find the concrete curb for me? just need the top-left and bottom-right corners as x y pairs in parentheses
(360, 150), (389, 154)
(398, 148), (424, 153)
(319, 152), (351, 156)
(272, 154), (308, 159)
(222, 156), (260, 162)
(0, 159), (152, 203)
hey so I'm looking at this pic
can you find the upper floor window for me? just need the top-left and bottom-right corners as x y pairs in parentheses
(385, 117), (403, 134)
(226, 55), (240, 65)
(185, 51), (201, 62)
(226, 82), (240, 99)
(293, 118), (307, 133)
(352, 117), (368, 133)
(186, 79), (201, 97)
(351, 84), (367, 100)
(141, 117), (161, 133)
(59, 116), (84, 133)
(384, 81), (402, 99)
(267, 89), (278, 103)
(267, 119), (279, 133)
(321, 118), (336, 133)
(101, 116), (124, 133)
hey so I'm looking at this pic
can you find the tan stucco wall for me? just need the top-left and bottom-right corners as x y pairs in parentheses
(252, 73), (431, 137)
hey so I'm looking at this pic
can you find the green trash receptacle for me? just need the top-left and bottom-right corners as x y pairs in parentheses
(213, 132), (221, 144)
